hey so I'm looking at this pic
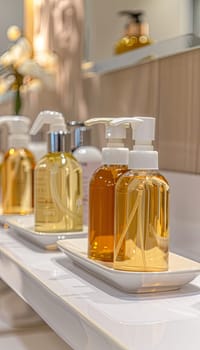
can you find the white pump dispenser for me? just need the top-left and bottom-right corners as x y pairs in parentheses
(30, 110), (70, 153)
(84, 116), (140, 262)
(0, 115), (35, 214)
(111, 116), (170, 272)
(0, 115), (31, 149)
(85, 117), (129, 165)
(30, 110), (83, 233)
(110, 116), (157, 169)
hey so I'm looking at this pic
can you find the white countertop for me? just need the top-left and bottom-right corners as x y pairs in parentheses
(0, 227), (200, 350)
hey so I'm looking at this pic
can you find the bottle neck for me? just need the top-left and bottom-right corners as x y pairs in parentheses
(48, 131), (71, 152)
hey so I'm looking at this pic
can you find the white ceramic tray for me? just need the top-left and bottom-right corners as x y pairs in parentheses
(57, 238), (200, 293)
(4, 215), (87, 250)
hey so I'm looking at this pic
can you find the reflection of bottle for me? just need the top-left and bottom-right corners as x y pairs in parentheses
(112, 117), (169, 272)
(1, 116), (35, 214)
(72, 124), (102, 226)
(30, 111), (82, 233)
(115, 10), (152, 55)
(85, 117), (140, 262)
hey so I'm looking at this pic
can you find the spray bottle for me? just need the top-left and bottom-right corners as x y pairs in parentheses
(30, 110), (83, 233)
(110, 117), (169, 272)
(85, 117), (140, 262)
(0, 115), (35, 214)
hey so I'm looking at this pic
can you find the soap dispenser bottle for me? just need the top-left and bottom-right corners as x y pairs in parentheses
(72, 123), (102, 226)
(85, 117), (140, 262)
(30, 110), (83, 233)
(115, 10), (152, 55)
(1, 116), (35, 214)
(111, 117), (169, 272)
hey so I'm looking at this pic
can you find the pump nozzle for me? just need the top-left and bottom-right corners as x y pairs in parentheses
(85, 117), (114, 126)
(30, 110), (66, 135)
(0, 115), (31, 149)
(110, 116), (154, 149)
(111, 116), (157, 170)
(110, 117), (142, 130)
(30, 110), (70, 153)
(85, 117), (129, 147)
(85, 117), (140, 165)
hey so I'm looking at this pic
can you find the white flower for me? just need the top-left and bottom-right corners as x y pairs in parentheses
(0, 38), (32, 67)
(18, 59), (55, 89)
(0, 27), (57, 98)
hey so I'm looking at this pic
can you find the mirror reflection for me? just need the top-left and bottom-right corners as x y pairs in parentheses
(84, 0), (194, 62)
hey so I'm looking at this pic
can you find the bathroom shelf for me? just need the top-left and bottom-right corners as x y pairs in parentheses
(1, 226), (200, 350)
(83, 33), (200, 75)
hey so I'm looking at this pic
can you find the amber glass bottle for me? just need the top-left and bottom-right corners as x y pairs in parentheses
(88, 163), (128, 262)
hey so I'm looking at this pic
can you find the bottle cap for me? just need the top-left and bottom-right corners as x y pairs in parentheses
(30, 110), (70, 152)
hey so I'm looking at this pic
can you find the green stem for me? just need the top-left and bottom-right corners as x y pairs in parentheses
(14, 88), (22, 115)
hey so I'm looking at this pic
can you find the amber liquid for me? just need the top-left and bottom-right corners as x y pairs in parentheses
(114, 171), (169, 271)
(88, 164), (128, 262)
(115, 35), (152, 55)
(2, 148), (35, 214)
(34, 152), (82, 233)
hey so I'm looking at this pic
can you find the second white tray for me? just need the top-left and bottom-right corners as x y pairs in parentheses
(57, 238), (200, 293)
(5, 215), (87, 250)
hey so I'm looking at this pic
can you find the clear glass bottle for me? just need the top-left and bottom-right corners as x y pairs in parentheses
(30, 110), (83, 233)
(114, 170), (169, 271)
(111, 117), (169, 272)
(0, 116), (35, 214)
(34, 151), (82, 232)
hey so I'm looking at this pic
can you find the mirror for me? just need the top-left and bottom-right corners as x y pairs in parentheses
(0, 1), (196, 67)
(84, 0), (194, 63)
